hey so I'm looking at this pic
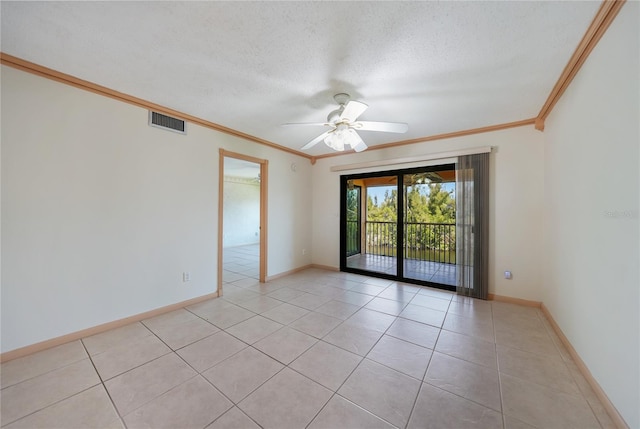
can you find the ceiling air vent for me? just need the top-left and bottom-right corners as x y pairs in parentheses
(149, 111), (186, 134)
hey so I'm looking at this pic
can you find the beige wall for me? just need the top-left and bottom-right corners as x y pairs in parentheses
(311, 126), (545, 301)
(0, 66), (312, 353)
(542, 2), (639, 427)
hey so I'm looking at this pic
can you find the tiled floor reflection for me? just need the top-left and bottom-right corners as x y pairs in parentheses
(347, 254), (457, 286)
(1, 268), (614, 429)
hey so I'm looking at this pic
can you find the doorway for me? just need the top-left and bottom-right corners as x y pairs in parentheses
(341, 165), (456, 290)
(218, 149), (268, 296)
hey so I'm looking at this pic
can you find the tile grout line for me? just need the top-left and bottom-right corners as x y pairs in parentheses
(404, 313), (446, 429)
(336, 294), (419, 428)
(201, 309), (349, 428)
(415, 301), (511, 422)
(0, 350), (107, 427)
(104, 317), (231, 423)
(490, 301), (507, 429)
(494, 303), (603, 427)
(118, 312), (259, 427)
(79, 339), (128, 429)
(194, 347), (268, 428)
(0, 382), (111, 428)
(269, 281), (402, 427)
(0, 347), (87, 390)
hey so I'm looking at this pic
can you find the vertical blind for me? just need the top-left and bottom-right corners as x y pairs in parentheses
(455, 153), (490, 299)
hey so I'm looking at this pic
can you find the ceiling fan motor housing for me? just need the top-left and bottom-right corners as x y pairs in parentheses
(327, 93), (350, 122)
(333, 93), (351, 105)
(327, 108), (343, 123)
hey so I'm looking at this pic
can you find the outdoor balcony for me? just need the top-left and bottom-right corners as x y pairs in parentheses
(346, 220), (457, 287)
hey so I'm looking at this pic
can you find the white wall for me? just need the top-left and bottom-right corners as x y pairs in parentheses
(0, 66), (312, 353)
(311, 126), (545, 301)
(542, 3), (639, 427)
(223, 178), (260, 247)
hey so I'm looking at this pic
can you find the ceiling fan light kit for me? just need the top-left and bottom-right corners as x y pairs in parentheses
(284, 93), (408, 153)
(323, 124), (367, 152)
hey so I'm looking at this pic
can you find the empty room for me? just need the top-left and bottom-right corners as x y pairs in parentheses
(1, 1), (638, 428)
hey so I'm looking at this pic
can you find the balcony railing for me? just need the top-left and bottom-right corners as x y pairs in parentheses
(404, 222), (456, 264)
(347, 221), (456, 264)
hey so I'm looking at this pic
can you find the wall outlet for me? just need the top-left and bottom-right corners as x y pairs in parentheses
(302, 249), (306, 255)
(504, 271), (512, 280)
(182, 272), (191, 282)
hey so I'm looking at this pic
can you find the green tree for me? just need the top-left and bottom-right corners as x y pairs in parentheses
(400, 183), (457, 258)
(366, 187), (397, 252)
(346, 188), (359, 221)
(425, 183), (455, 223)
(367, 187), (397, 222)
(364, 183), (456, 260)
(405, 185), (429, 223)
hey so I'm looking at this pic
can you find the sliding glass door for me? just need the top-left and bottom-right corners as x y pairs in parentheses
(402, 170), (457, 287)
(340, 165), (456, 290)
(344, 175), (399, 276)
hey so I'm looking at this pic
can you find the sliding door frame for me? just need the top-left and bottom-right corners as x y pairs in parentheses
(340, 163), (456, 291)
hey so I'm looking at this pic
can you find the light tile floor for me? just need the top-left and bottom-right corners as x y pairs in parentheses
(223, 244), (260, 282)
(1, 268), (615, 429)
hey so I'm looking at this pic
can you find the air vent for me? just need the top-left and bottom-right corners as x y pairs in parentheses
(149, 111), (186, 134)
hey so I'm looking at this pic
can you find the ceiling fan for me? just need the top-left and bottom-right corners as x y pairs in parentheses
(283, 93), (408, 153)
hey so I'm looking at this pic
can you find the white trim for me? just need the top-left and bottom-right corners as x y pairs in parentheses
(329, 146), (493, 173)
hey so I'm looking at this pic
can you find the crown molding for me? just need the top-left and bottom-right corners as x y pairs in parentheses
(0, 52), (311, 160)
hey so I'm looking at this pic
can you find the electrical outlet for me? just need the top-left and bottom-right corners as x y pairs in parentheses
(302, 249), (306, 255)
(504, 271), (512, 280)
(183, 272), (191, 282)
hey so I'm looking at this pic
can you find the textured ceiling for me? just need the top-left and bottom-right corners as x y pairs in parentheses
(1, 1), (600, 156)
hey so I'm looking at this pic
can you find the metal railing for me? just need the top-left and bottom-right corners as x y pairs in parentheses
(348, 221), (455, 264)
(404, 222), (456, 264)
(366, 221), (398, 257)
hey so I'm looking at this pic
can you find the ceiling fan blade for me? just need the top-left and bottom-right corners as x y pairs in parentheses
(340, 100), (368, 122)
(282, 122), (330, 127)
(300, 130), (332, 150)
(348, 131), (368, 152)
(355, 121), (409, 133)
